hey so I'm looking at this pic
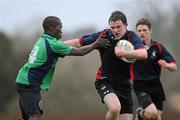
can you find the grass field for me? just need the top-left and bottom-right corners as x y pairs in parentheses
(1, 112), (180, 120)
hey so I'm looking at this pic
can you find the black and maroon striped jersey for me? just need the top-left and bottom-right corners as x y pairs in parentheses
(132, 41), (176, 81)
(80, 29), (144, 82)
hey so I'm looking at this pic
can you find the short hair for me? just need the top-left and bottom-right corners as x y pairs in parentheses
(136, 18), (151, 30)
(42, 16), (61, 32)
(108, 11), (127, 24)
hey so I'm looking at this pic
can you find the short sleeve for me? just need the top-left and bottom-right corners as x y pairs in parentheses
(159, 44), (176, 63)
(80, 33), (100, 46)
(129, 31), (145, 49)
(51, 40), (72, 56)
(79, 29), (110, 46)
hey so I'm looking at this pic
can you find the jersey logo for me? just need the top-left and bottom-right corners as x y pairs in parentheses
(151, 50), (157, 60)
(39, 100), (43, 110)
(101, 86), (106, 90)
(140, 92), (147, 97)
(103, 90), (110, 95)
(28, 46), (39, 63)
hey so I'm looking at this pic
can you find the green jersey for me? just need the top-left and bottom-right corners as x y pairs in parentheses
(16, 33), (72, 90)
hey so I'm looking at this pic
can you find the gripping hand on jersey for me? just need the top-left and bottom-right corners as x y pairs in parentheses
(94, 35), (110, 49)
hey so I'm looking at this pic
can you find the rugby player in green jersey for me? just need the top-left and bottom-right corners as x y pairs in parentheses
(16, 16), (109, 120)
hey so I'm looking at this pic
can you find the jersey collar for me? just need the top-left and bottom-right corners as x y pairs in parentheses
(42, 32), (58, 40)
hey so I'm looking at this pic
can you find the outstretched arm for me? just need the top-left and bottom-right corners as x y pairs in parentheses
(70, 44), (95, 56)
(64, 38), (81, 47)
(68, 37), (109, 56)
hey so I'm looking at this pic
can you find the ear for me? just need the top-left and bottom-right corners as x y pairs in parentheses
(150, 29), (152, 33)
(50, 26), (54, 31)
(125, 23), (128, 27)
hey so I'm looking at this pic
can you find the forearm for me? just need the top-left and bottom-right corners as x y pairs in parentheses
(64, 39), (81, 47)
(67, 37), (109, 56)
(70, 43), (96, 56)
(166, 63), (177, 71)
(120, 48), (147, 60)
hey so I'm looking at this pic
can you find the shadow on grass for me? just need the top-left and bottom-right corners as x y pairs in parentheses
(0, 112), (180, 120)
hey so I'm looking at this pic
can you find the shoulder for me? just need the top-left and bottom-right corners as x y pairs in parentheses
(99, 29), (114, 39)
(126, 30), (136, 36)
(125, 30), (140, 41)
(125, 30), (139, 40)
(151, 40), (165, 54)
(101, 28), (111, 33)
(152, 40), (166, 48)
(100, 29), (112, 36)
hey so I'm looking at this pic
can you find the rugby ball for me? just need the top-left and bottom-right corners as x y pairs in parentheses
(117, 40), (136, 63)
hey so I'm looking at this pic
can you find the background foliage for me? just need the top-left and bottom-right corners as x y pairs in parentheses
(0, 1), (180, 120)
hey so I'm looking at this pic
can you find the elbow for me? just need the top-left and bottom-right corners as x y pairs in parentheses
(175, 66), (178, 71)
(139, 49), (148, 60)
(76, 51), (85, 56)
(115, 52), (121, 58)
(115, 51), (122, 59)
(172, 65), (178, 71)
(168, 63), (178, 71)
(143, 50), (148, 59)
(79, 53), (85, 56)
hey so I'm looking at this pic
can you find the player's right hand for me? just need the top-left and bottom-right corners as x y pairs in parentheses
(94, 37), (110, 49)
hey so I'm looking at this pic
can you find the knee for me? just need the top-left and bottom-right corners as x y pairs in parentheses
(144, 110), (158, 120)
(29, 114), (41, 120)
(156, 112), (162, 120)
(109, 105), (121, 115)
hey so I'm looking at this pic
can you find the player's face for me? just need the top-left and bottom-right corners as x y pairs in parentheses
(52, 21), (63, 40)
(109, 20), (127, 39)
(136, 25), (151, 42)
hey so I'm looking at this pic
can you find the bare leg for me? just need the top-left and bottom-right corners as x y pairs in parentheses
(142, 103), (158, 120)
(117, 113), (133, 120)
(157, 110), (162, 120)
(29, 114), (41, 120)
(104, 93), (121, 120)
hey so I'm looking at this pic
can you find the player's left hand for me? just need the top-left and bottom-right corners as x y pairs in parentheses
(94, 37), (110, 49)
(157, 60), (167, 68)
(115, 46), (125, 57)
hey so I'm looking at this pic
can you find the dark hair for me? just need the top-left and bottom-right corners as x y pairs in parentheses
(136, 18), (151, 30)
(42, 16), (61, 32)
(108, 11), (127, 24)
